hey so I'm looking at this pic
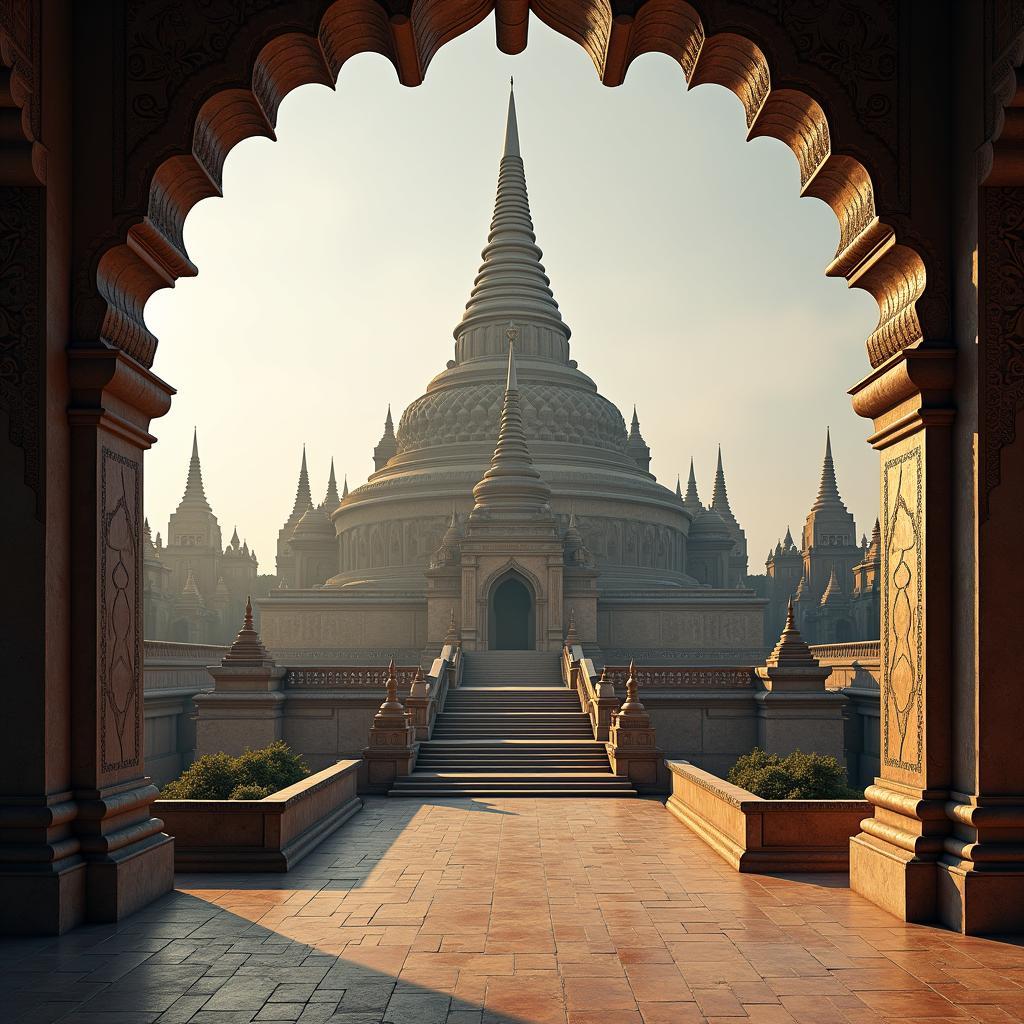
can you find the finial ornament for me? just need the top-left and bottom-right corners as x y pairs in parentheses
(622, 660), (642, 709)
(565, 607), (579, 648)
(244, 595), (254, 630)
(444, 608), (458, 646)
(379, 656), (405, 712)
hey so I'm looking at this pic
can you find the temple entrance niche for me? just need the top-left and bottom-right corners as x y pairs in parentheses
(490, 574), (535, 650)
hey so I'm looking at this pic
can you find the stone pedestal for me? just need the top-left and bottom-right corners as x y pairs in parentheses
(194, 599), (286, 757)
(754, 602), (846, 763)
(361, 661), (418, 793)
(606, 662), (664, 793)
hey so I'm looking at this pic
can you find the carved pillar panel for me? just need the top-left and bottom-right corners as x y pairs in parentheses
(67, 347), (175, 923)
(848, 349), (956, 926)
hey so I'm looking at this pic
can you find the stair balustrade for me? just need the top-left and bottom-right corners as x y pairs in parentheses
(562, 643), (620, 741)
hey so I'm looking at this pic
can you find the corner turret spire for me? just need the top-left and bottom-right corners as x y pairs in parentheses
(453, 83), (570, 365)
(323, 458), (340, 509)
(683, 458), (702, 513)
(290, 447), (313, 517)
(626, 406), (651, 473)
(374, 406), (398, 471)
(711, 445), (732, 516)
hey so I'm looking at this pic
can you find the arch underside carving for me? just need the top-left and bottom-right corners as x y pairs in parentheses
(83, 0), (930, 382)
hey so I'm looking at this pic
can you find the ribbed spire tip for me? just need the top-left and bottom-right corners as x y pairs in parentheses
(503, 79), (520, 158)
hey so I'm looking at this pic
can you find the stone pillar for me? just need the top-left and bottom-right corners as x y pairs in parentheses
(66, 347), (177, 926)
(361, 660), (418, 793)
(848, 348), (957, 926)
(755, 601), (846, 762)
(195, 598), (285, 757)
(606, 662), (664, 793)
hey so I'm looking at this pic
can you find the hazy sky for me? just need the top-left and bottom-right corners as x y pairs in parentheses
(144, 15), (880, 573)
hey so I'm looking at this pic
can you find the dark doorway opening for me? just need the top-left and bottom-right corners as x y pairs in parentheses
(491, 577), (533, 650)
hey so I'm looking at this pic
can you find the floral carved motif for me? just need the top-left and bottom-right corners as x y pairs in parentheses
(881, 447), (922, 773)
(0, 186), (41, 508)
(100, 448), (142, 772)
(980, 186), (1024, 520)
(782, 0), (899, 160)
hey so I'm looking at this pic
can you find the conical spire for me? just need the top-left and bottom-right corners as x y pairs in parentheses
(471, 340), (552, 513)
(342, 474), (349, 499)
(811, 428), (845, 511)
(374, 407), (398, 471)
(290, 447), (313, 517)
(820, 564), (844, 605)
(626, 406), (651, 472)
(867, 517), (881, 560)
(675, 475), (682, 500)
(454, 82), (570, 364)
(178, 429), (211, 511)
(182, 567), (202, 601)
(765, 598), (817, 667)
(683, 458), (702, 513)
(783, 525), (795, 550)
(222, 596), (274, 665)
(711, 445), (732, 516)
(323, 458), (340, 509)
(230, 526), (240, 550)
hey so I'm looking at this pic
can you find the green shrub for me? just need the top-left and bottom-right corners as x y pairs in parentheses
(228, 783), (275, 800)
(160, 742), (309, 800)
(727, 748), (861, 800)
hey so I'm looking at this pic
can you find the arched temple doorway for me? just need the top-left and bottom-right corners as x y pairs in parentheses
(490, 575), (534, 650)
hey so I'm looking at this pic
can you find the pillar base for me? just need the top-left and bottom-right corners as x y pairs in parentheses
(850, 833), (936, 922)
(0, 861), (87, 935)
(937, 860), (1024, 935)
(85, 831), (174, 924)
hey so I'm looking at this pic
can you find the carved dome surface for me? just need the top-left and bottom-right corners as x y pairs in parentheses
(397, 380), (628, 454)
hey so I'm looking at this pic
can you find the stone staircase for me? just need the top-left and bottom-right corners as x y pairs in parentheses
(388, 652), (636, 798)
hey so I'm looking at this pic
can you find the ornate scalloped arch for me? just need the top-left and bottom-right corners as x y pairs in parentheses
(89, 0), (928, 373)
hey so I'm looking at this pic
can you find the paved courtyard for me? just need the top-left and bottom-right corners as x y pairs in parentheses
(2, 798), (1024, 1023)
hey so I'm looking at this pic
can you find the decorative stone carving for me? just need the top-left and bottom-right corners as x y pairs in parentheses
(100, 447), (142, 773)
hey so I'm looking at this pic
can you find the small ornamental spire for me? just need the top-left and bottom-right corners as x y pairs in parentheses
(503, 77), (520, 158)
(783, 525), (795, 550)
(342, 474), (349, 499)
(290, 446), (313, 517)
(675, 475), (682, 500)
(683, 458), (702, 513)
(565, 607), (579, 648)
(867, 517), (881, 561)
(444, 608), (458, 646)
(222, 595), (274, 665)
(379, 657), (404, 712)
(182, 567), (201, 598)
(765, 597), (817, 667)
(374, 406), (398, 471)
(621, 660), (643, 710)
(323, 458), (340, 509)
(794, 573), (808, 601)
(471, 340), (552, 513)
(626, 407), (651, 472)
(178, 428), (212, 512)
(812, 427), (845, 511)
(230, 526), (240, 549)
(820, 564), (844, 605)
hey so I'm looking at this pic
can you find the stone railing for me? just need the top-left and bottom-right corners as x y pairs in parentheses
(602, 666), (755, 689)
(562, 644), (619, 740)
(284, 666), (421, 689)
(809, 641), (880, 664)
(144, 640), (228, 663)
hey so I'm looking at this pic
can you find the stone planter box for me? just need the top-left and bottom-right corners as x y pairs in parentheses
(665, 759), (869, 872)
(155, 759), (362, 872)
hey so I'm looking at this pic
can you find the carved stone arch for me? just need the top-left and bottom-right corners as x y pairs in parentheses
(73, 0), (938, 380)
(479, 557), (545, 604)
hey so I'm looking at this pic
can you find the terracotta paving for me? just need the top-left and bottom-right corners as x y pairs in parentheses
(2, 797), (1024, 1023)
